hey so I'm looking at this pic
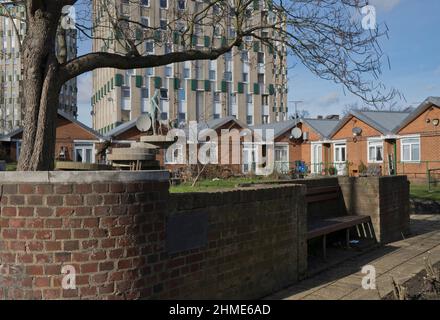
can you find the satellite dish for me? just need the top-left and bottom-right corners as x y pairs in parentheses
(352, 127), (362, 136)
(136, 115), (152, 132)
(291, 127), (302, 139)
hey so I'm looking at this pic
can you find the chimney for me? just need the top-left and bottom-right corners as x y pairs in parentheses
(317, 115), (323, 120)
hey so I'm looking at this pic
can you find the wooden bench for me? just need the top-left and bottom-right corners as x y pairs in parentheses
(306, 186), (376, 259)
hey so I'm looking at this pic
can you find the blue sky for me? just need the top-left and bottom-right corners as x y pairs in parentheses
(75, 0), (440, 126)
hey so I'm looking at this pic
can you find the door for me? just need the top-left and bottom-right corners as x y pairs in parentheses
(311, 143), (323, 174)
(334, 143), (347, 175)
(274, 145), (289, 173)
(242, 145), (257, 174)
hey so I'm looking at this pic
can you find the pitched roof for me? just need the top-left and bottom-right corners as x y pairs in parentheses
(301, 118), (340, 139)
(58, 110), (105, 141)
(251, 118), (339, 140)
(394, 96), (440, 133)
(250, 120), (298, 140)
(183, 116), (248, 137)
(105, 115), (248, 140)
(0, 110), (105, 142)
(329, 109), (411, 138)
(105, 118), (138, 138)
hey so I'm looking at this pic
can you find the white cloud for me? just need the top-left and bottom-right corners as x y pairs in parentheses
(369, 0), (401, 12)
(76, 72), (92, 105)
(75, 72), (93, 127)
(319, 92), (340, 106)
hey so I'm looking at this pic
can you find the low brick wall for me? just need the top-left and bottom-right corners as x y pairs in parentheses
(249, 176), (411, 244)
(338, 176), (410, 243)
(0, 171), (169, 300)
(167, 185), (307, 299)
(0, 171), (306, 300)
(0, 170), (410, 300)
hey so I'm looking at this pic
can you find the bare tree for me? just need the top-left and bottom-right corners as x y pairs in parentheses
(1, 0), (396, 170)
(290, 109), (310, 119)
(342, 100), (409, 115)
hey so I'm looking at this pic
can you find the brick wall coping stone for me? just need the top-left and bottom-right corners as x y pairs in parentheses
(0, 170), (169, 183)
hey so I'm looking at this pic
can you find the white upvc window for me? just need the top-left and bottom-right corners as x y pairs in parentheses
(74, 142), (94, 164)
(368, 139), (384, 163)
(199, 142), (218, 164)
(166, 143), (184, 164)
(401, 136), (420, 162)
(334, 143), (346, 163)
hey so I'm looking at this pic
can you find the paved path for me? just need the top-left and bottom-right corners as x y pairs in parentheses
(268, 215), (440, 300)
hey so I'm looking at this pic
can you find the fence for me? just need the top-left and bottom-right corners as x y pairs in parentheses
(272, 160), (440, 182)
(428, 168), (440, 192)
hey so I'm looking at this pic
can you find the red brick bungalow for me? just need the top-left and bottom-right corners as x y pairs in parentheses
(393, 97), (440, 182)
(105, 115), (249, 173)
(328, 109), (411, 176)
(0, 110), (105, 164)
(250, 117), (340, 174)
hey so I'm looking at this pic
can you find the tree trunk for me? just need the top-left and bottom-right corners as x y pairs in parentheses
(17, 6), (62, 171)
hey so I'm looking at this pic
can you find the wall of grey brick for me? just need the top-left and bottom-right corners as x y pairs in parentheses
(338, 176), (410, 243)
(168, 184), (307, 299)
(0, 171), (307, 300)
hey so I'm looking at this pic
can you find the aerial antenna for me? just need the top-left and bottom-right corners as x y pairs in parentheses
(289, 100), (303, 125)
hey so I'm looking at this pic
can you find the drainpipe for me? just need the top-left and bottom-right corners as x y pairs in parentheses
(393, 141), (397, 176)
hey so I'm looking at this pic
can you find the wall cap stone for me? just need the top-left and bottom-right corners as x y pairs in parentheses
(0, 170), (170, 183)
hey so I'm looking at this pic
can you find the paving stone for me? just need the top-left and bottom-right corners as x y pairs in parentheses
(269, 215), (440, 300)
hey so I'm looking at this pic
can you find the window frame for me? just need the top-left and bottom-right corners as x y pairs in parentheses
(367, 139), (384, 164)
(400, 135), (421, 163)
(159, 0), (168, 9)
(165, 143), (184, 164)
(74, 142), (95, 164)
(334, 142), (346, 163)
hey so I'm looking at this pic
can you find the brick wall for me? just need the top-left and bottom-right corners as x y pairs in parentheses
(0, 171), (306, 300)
(262, 176), (410, 244)
(0, 171), (169, 300)
(338, 176), (410, 243)
(167, 184), (307, 299)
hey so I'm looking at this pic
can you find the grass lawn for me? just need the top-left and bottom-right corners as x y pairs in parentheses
(169, 177), (274, 193)
(410, 184), (440, 202)
(6, 162), (17, 171)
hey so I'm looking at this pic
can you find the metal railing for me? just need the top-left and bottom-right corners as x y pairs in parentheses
(428, 168), (440, 192)
(271, 160), (440, 181)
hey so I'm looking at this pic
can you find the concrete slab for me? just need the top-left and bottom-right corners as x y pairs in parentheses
(267, 215), (440, 300)
(0, 170), (170, 183)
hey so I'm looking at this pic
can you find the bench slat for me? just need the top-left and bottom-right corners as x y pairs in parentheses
(306, 193), (339, 203)
(306, 186), (339, 196)
(307, 215), (371, 240)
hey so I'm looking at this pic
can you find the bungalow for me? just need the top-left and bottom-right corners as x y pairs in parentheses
(105, 115), (249, 173)
(0, 110), (105, 164)
(250, 116), (340, 174)
(328, 109), (411, 176)
(394, 97), (440, 182)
